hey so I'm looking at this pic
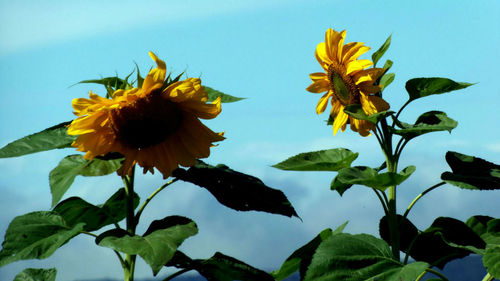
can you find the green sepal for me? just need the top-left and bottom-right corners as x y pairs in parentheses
(336, 165), (416, 191)
(383, 60), (393, 71)
(271, 223), (347, 281)
(134, 62), (144, 88)
(391, 111), (457, 139)
(304, 232), (429, 281)
(441, 151), (500, 190)
(13, 268), (57, 281)
(0, 122), (76, 158)
(74, 76), (130, 91)
(166, 251), (275, 281)
(372, 34), (392, 67)
(49, 154), (123, 207)
(205, 86), (245, 103)
(272, 148), (358, 172)
(0, 211), (84, 268)
(53, 188), (139, 232)
(405, 77), (474, 101)
(343, 104), (394, 124)
(173, 161), (299, 218)
(96, 216), (198, 276)
(380, 73), (395, 90)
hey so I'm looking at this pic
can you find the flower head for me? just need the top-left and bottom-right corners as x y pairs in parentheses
(68, 52), (224, 178)
(307, 28), (390, 136)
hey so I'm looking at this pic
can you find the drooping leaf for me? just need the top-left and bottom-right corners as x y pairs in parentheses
(166, 251), (274, 281)
(49, 154), (123, 207)
(173, 161), (298, 218)
(205, 86), (244, 103)
(392, 111), (457, 139)
(0, 122), (76, 158)
(272, 148), (358, 172)
(330, 175), (353, 196)
(74, 77), (128, 90)
(372, 34), (392, 66)
(405, 77), (473, 101)
(408, 217), (486, 269)
(53, 188), (139, 232)
(379, 215), (419, 253)
(336, 165), (416, 191)
(13, 268), (57, 281)
(380, 73), (395, 90)
(343, 104), (394, 124)
(441, 151), (500, 190)
(272, 223), (347, 281)
(97, 216), (197, 275)
(466, 215), (495, 237)
(304, 233), (428, 281)
(0, 211), (84, 267)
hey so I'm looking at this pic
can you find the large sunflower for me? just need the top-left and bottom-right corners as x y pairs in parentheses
(306, 28), (390, 136)
(67, 52), (225, 178)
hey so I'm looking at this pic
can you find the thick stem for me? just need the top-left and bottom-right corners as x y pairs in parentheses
(123, 166), (137, 281)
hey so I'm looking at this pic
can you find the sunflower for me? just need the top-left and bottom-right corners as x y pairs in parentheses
(306, 28), (390, 136)
(67, 52), (225, 178)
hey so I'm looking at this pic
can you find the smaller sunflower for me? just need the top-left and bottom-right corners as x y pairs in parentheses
(67, 52), (225, 178)
(306, 28), (390, 136)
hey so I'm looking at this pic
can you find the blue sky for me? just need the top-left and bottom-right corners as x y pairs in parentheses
(1, 0), (500, 280)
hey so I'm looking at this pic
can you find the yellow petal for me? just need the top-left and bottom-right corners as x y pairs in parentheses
(343, 43), (370, 63)
(332, 107), (348, 135)
(316, 92), (333, 114)
(142, 51), (166, 91)
(306, 79), (330, 93)
(346, 59), (373, 75)
(325, 29), (340, 62)
(309, 72), (327, 82)
(315, 42), (332, 66)
(354, 68), (385, 85)
(336, 30), (346, 62)
(361, 95), (390, 115)
(358, 83), (382, 95)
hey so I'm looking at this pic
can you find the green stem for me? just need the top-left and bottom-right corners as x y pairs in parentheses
(418, 268), (449, 281)
(392, 99), (411, 127)
(135, 178), (179, 222)
(162, 268), (193, 281)
(372, 188), (389, 216)
(481, 273), (494, 281)
(403, 182), (446, 219)
(123, 165), (137, 281)
(82, 231), (125, 268)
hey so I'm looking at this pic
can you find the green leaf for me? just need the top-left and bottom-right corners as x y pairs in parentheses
(53, 188), (139, 232)
(272, 148), (358, 172)
(49, 154), (123, 207)
(304, 233), (428, 281)
(0, 212), (84, 267)
(465, 215), (500, 277)
(336, 165), (416, 191)
(0, 122), (76, 158)
(343, 104), (394, 124)
(383, 60), (393, 71)
(380, 73), (395, 90)
(96, 216), (197, 275)
(379, 215), (419, 253)
(74, 77), (128, 90)
(272, 223), (347, 281)
(372, 34), (392, 66)
(466, 215), (495, 237)
(441, 151), (500, 190)
(205, 86), (245, 103)
(173, 161), (299, 218)
(405, 77), (473, 101)
(484, 246), (500, 278)
(13, 268), (57, 281)
(392, 111), (457, 139)
(330, 175), (353, 196)
(408, 217), (486, 269)
(166, 251), (275, 281)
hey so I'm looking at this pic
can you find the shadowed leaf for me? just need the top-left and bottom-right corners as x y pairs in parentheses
(330, 175), (353, 196)
(405, 77), (473, 101)
(0, 122), (75, 158)
(392, 111), (457, 139)
(343, 104), (394, 124)
(379, 215), (419, 253)
(13, 268), (57, 281)
(441, 151), (500, 190)
(173, 161), (298, 218)
(336, 165), (416, 191)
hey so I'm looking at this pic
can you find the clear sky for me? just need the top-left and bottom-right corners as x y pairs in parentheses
(1, 0), (500, 280)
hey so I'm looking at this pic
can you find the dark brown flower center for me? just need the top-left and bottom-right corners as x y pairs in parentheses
(110, 91), (183, 149)
(327, 62), (360, 105)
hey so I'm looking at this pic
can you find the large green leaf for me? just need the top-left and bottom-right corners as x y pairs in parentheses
(392, 111), (457, 139)
(441, 151), (500, 190)
(13, 268), (57, 281)
(466, 216), (500, 278)
(0, 122), (76, 158)
(53, 188), (139, 232)
(166, 251), (274, 281)
(272, 223), (347, 281)
(372, 34), (392, 67)
(96, 216), (197, 275)
(0, 211), (84, 267)
(343, 105), (394, 124)
(205, 86), (245, 103)
(336, 165), (416, 191)
(484, 246), (500, 279)
(272, 148), (358, 171)
(49, 154), (123, 207)
(405, 77), (473, 101)
(407, 217), (486, 269)
(304, 233), (429, 281)
(330, 175), (353, 196)
(379, 215), (419, 253)
(173, 161), (298, 218)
